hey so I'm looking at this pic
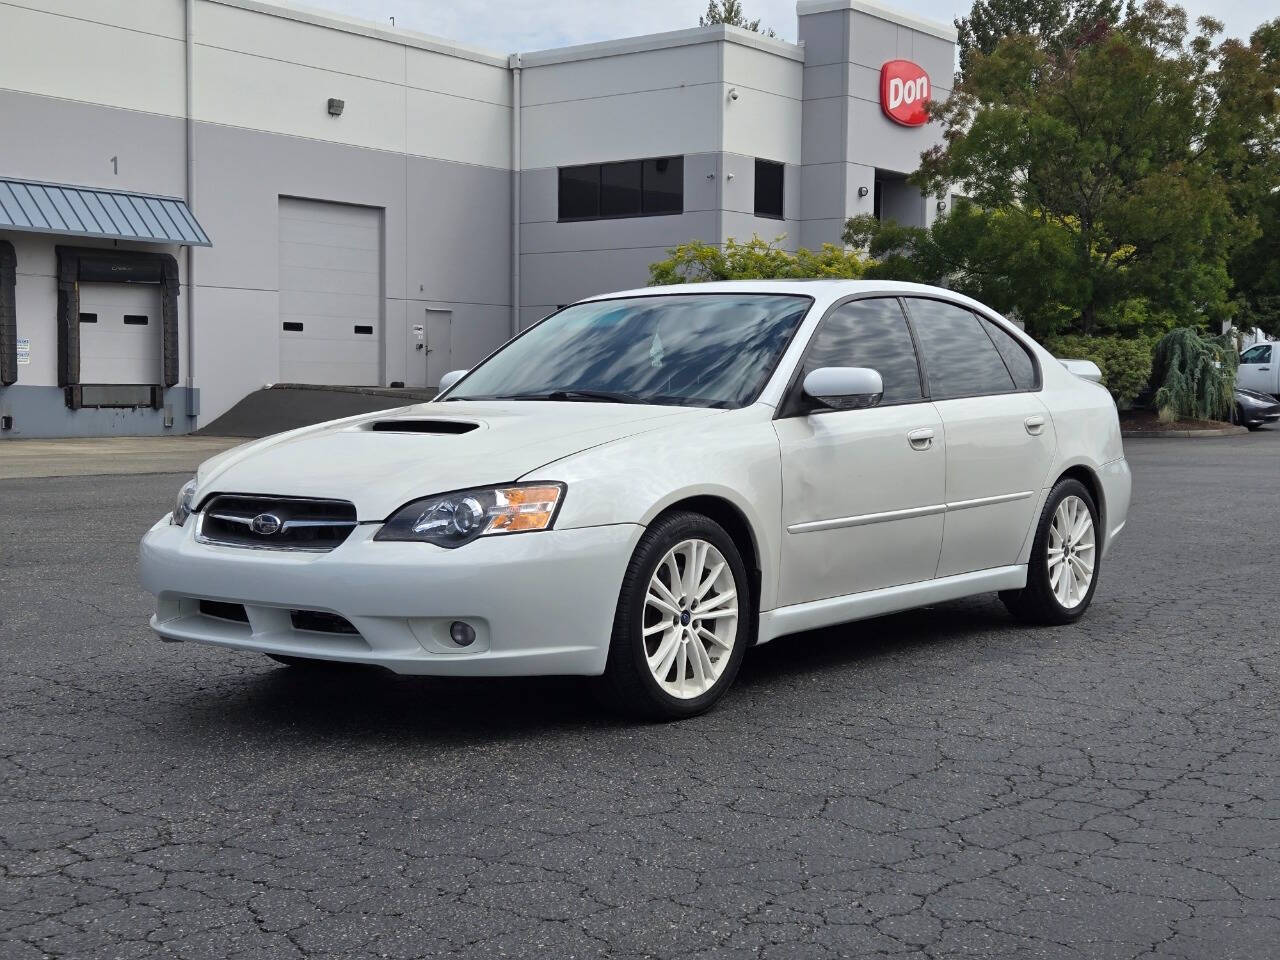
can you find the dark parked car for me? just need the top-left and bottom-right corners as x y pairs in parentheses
(1235, 387), (1280, 430)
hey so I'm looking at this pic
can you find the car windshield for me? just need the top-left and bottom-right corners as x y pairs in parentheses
(446, 294), (812, 409)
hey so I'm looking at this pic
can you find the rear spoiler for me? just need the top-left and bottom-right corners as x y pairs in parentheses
(1058, 358), (1103, 383)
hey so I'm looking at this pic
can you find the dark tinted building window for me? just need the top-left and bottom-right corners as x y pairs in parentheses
(803, 298), (923, 405)
(601, 161), (642, 217)
(558, 157), (683, 220)
(558, 165), (600, 219)
(643, 157), (683, 213)
(755, 159), (784, 219)
(980, 316), (1038, 389)
(905, 298), (1015, 399)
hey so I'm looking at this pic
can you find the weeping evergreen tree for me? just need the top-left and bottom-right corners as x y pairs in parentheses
(1150, 328), (1237, 422)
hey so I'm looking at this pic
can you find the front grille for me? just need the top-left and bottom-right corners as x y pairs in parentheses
(290, 609), (360, 635)
(199, 599), (249, 622)
(196, 495), (357, 552)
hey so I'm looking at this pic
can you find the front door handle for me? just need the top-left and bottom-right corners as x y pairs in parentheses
(907, 428), (934, 450)
(1260, 366), (1271, 371)
(1025, 415), (1046, 436)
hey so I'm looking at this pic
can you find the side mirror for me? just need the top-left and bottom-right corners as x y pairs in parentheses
(436, 369), (468, 395)
(802, 367), (884, 410)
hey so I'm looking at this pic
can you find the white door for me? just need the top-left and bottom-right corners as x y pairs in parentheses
(424, 308), (452, 390)
(77, 281), (162, 383)
(1238, 344), (1275, 396)
(774, 298), (945, 606)
(903, 297), (1057, 577)
(277, 197), (382, 385)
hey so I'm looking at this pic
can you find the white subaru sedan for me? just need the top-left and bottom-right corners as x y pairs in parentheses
(141, 281), (1131, 719)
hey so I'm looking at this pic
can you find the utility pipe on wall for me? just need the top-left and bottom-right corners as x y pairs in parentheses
(509, 53), (521, 340)
(184, 0), (197, 420)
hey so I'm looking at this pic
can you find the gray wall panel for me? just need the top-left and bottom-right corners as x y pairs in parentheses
(802, 63), (848, 102)
(0, 385), (198, 438)
(522, 211), (719, 256)
(799, 10), (849, 67)
(0, 90), (186, 199)
(849, 15), (900, 68)
(192, 122), (411, 297)
(521, 247), (673, 308)
(405, 155), (511, 307)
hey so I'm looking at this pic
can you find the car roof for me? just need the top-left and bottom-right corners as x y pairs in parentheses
(575, 279), (1011, 320)
(578, 279), (975, 302)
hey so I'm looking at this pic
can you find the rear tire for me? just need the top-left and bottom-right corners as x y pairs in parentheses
(1001, 478), (1100, 626)
(597, 511), (750, 721)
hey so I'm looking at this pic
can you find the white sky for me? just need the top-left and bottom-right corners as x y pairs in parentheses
(289, 0), (1276, 55)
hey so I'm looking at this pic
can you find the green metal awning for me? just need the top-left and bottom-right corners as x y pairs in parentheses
(0, 177), (210, 246)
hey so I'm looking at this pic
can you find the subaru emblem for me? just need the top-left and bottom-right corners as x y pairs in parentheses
(250, 513), (282, 536)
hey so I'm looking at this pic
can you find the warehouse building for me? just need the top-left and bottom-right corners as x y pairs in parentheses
(0, 0), (956, 437)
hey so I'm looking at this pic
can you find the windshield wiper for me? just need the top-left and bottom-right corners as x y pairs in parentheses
(447, 389), (644, 403)
(545, 389), (643, 404)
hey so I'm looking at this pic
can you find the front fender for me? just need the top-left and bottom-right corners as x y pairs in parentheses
(521, 405), (783, 611)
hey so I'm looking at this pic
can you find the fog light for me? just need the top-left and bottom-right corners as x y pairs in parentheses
(449, 620), (476, 647)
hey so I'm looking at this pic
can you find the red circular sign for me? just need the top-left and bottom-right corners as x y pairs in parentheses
(880, 60), (931, 127)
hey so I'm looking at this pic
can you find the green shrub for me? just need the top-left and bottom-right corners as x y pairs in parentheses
(649, 236), (867, 285)
(1150, 327), (1237, 422)
(1043, 334), (1156, 409)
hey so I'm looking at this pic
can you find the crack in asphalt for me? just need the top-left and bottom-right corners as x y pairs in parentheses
(1, 435), (1279, 959)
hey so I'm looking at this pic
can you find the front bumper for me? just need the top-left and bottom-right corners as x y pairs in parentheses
(140, 517), (640, 675)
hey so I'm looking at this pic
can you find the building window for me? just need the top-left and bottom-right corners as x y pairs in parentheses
(754, 159), (784, 219)
(558, 157), (684, 221)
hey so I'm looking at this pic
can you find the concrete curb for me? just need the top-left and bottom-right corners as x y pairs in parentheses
(1122, 426), (1248, 438)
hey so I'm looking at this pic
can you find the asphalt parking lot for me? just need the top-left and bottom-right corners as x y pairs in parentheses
(2, 431), (1278, 960)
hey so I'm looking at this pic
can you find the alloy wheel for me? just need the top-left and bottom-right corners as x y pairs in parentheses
(1048, 495), (1096, 609)
(642, 538), (738, 699)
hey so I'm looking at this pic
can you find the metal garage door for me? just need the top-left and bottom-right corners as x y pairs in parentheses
(78, 281), (162, 383)
(277, 197), (381, 385)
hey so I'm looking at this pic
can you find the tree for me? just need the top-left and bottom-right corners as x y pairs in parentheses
(866, 3), (1246, 339)
(649, 236), (865, 285)
(1206, 19), (1280, 337)
(1150, 327), (1237, 421)
(955, 0), (1122, 78)
(698, 0), (776, 38)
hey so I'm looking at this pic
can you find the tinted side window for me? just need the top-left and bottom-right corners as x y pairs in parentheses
(1242, 344), (1271, 363)
(803, 298), (923, 405)
(907, 298), (1015, 399)
(980, 316), (1037, 389)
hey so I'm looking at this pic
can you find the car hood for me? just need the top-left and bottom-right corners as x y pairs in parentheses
(195, 401), (720, 519)
(1236, 387), (1279, 405)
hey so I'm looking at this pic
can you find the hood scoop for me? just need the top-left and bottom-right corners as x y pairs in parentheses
(368, 419), (479, 435)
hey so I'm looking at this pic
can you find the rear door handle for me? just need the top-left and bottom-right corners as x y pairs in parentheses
(1025, 415), (1046, 436)
(907, 428), (934, 450)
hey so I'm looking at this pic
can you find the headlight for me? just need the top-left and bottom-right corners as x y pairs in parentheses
(375, 483), (564, 548)
(172, 478), (197, 526)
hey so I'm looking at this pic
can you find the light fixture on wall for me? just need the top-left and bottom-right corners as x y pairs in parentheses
(936, 200), (947, 212)
(857, 186), (869, 198)
(727, 87), (739, 102)
(327, 98), (345, 116)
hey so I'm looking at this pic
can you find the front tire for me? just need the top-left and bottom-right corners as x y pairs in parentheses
(598, 511), (750, 721)
(1001, 478), (1100, 626)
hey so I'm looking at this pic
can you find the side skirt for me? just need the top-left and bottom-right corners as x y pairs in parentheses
(756, 565), (1028, 644)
